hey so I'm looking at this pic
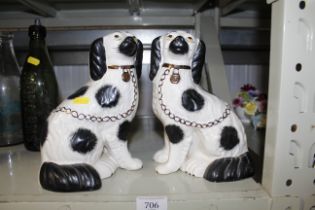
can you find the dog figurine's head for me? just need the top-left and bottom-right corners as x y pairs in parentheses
(149, 31), (205, 84)
(89, 31), (143, 81)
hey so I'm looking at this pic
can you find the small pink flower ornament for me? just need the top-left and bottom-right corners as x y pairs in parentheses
(233, 84), (267, 129)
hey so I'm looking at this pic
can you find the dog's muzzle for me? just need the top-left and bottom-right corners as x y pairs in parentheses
(119, 36), (137, 56)
(169, 36), (189, 54)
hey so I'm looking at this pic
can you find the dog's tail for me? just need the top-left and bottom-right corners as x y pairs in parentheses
(39, 162), (101, 192)
(203, 152), (254, 182)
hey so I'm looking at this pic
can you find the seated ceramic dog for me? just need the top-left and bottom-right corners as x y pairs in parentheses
(40, 32), (143, 192)
(150, 31), (254, 182)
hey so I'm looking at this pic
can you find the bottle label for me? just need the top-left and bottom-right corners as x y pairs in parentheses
(27, 56), (40, 66)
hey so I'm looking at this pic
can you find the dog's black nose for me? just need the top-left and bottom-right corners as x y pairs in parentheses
(119, 36), (137, 56)
(169, 36), (189, 54)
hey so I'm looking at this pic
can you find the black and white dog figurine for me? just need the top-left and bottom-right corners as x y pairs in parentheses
(150, 31), (254, 182)
(40, 32), (143, 192)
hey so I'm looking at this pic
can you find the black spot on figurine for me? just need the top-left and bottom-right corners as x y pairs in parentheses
(135, 39), (143, 79)
(40, 162), (101, 192)
(149, 36), (161, 81)
(191, 40), (205, 84)
(90, 38), (107, 81)
(220, 126), (240, 151)
(95, 85), (120, 108)
(118, 121), (131, 141)
(67, 86), (89, 100)
(181, 89), (204, 112)
(203, 152), (254, 182)
(70, 128), (97, 154)
(165, 125), (184, 144)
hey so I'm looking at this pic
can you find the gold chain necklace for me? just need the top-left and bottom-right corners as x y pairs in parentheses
(157, 68), (231, 128)
(54, 66), (138, 123)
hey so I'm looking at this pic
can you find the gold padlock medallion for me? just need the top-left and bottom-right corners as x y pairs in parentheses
(122, 69), (130, 82)
(170, 69), (180, 84)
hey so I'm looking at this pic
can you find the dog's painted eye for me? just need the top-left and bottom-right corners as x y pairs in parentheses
(114, 34), (120, 38)
(167, 34), (173, 38)
(187, 36), (193, 41)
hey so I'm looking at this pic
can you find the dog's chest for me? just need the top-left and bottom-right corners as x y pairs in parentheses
(152, 75), (229, 125)
(152, 77), (193, 121)
(94, 80), (137, 113)
(62, 73), (138, 121)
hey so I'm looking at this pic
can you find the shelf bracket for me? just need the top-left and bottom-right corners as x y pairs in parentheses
(193, 0), (213, 14)
(195, 13), (231, 103)
(221, 0), (247, 16)
(128, 0), (142, 16)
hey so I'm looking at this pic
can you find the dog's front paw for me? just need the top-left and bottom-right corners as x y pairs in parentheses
(155, 164), (179, 175)
(153, 149), (168, 163)
(180, 159), (208, 177)
(121, 158), (143, 170)
(96, 166), (115, 179)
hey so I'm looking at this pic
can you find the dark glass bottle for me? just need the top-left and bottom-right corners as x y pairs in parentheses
(20, 19), (59, 151)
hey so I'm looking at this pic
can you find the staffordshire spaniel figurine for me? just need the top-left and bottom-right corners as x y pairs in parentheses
(40, 32), (143, 192)
(150, 31), (254, 182)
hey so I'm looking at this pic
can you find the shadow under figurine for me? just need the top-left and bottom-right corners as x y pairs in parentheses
(40, 32), (143, 192)
(150, 31), (254, 182)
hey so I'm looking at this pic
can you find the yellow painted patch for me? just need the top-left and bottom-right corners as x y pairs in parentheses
(72, 97), (90, 104)
(27, 56), (40, 66)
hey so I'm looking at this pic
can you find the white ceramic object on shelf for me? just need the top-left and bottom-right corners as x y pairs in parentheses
(40, 32), (143, 192)
(149, 31), (254, 182)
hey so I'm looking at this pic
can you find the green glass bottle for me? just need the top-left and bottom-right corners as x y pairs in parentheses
(20, 19), (59, 151)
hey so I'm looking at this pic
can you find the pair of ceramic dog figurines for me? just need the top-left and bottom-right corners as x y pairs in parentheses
(39, 31), (254, 192)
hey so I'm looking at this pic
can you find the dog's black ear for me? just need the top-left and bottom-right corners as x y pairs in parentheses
(135, 39), (143, 79)
(149, 36), (161, 81)
(89, 37), (107, 81)
(192, 40), (206, 84)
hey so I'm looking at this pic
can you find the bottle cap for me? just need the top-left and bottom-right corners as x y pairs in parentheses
(28, 18), (46, 39)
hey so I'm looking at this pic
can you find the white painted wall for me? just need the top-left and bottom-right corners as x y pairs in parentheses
(225, 65), (269, 99)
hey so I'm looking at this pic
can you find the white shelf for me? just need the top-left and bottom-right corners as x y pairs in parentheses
(0, 119), (270, 210)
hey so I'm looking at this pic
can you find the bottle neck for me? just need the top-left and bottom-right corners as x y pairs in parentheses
(0, 37), (15, 56)
(0, 36), (20, 76)
(29, 38), (47, 52)
(27, 38), (52, 64)
(26, 37), (53, 68)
